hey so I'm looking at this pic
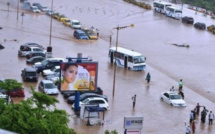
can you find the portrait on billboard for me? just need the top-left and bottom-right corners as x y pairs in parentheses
(60, 62), (98, 91)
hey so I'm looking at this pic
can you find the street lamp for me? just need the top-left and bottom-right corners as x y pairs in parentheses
(112, 24), (134, 96)
(21, 12), (25, 25)
(7, 2), (10, 13)
(47, 0), (54, 58)
(17, 0), (20, 20)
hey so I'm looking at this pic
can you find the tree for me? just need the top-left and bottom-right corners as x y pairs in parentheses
(0, 79), (22, 104)
(0, 87), (77, 134)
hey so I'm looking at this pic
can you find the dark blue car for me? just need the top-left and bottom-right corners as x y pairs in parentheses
(73, 30), (89, 40)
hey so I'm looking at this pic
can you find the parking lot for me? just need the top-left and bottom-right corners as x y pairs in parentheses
(1, 0), (215, 134)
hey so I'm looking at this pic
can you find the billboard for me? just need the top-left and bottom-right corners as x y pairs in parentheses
(60, 62), (98, 91)
(124, 116), (143, 129)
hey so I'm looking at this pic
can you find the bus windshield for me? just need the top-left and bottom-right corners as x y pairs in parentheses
(133, 56), (145, 64)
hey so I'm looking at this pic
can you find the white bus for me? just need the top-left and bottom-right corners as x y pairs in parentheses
(153, 1), (172, 14)
(165, 6), (182, 19)
(108, 47), (146, 71)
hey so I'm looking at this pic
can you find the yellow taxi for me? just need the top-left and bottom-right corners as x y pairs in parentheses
(82, 28), (98, 40)
(207, 25), (215, 32)
(57, 15), (67, 22)
(52, 12), (60, 19)
(63, 18), (71, 26)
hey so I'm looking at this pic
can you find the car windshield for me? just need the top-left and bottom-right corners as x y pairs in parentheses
(65, 20), (70, 22)
(175, 10), (182, 13)
(45, 83), (56, 89)
(170, 94), (181, 99)
(26, 72), (36, 76)
(41, 60), (48, 66)
(82, 98), (90, 104)
(74, 22), (80, 25)
(133, 56), (145, 64)
(80, 33), (86, 36)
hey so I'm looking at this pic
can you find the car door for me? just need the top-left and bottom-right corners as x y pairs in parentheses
(163, 93), (170, 103)
(97, 100), (106, 108)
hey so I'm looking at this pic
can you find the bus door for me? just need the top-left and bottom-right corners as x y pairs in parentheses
(124, 55), (128, 68)
(110, 51), (114, 64)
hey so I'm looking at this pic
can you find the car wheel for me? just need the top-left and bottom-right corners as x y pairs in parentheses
(170, 103), (173, 106)
(160, 97), (163, 101)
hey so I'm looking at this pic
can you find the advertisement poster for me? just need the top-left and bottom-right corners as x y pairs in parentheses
(60, 62), (98, 91)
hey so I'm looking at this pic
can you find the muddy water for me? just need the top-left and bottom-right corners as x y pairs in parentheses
(1, 0), (215, 134)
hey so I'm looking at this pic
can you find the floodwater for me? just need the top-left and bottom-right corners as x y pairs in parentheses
(1, 0), (215, 133)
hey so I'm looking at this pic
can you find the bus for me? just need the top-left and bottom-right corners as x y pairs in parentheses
(108, 47), (146, 71)
(153, 0), (172, 14)
(165, 6), (182, 19)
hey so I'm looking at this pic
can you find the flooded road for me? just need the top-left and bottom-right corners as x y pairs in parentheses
(1, 0), (215, 133)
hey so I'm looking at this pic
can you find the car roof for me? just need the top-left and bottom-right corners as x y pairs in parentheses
(24, 67), (37, 72)
(41, 80), (54, 84)
(30, 56), (44, 59)
(71, 20), (80, 23)
(87, 97), (106, 101)
(163, 91), (179, 95)
(75, 30), (85, 33)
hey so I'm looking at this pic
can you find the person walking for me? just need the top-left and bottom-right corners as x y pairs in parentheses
(132, 95), (136, 108)
(208, 111), (214, 125)
(179, 91), (184, 100)
(191, 121), (196, 134)
(186, 124), (191, 134)
(190, 111), (194, 123)
(178, 79), (183, 91)
(170, 86), (175, 92)
(145, 73), (151, 83)
(194, 103), (203, 115)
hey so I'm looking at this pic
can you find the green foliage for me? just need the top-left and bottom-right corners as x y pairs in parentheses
(0, 86), (75, 134)
(0, 79), (22, 91)
(183, 0), (215, 11)
(104, 130), (118, 134)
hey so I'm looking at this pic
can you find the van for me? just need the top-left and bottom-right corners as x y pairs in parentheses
(73, 30), (89, 40)
(70, 20), (81, 29)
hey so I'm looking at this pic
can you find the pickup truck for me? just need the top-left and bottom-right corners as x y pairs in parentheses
(18, 47), (46, 57)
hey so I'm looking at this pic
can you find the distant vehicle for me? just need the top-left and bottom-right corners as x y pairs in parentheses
(72, 97), (110, 110)
(207, 25), (215, 32)
(57, 15), (67, 22)
(38, 80), (59, 95)
(165, 6), (182, 19)
(0, 92), (12, 104)
(182, 16), (194, 24)
(42, 66), (60, 77)
(73, 30), (89, 40)
(45, 72), (60, 83)
(63, 87), (103, 98)
(82, 28), (98, 40)
(52, 12), (60, 19)
(39, 6), (49, 12)
(108, 47), (146, 71)
(153, 0), (172, 14)
(67, 93), (108, 104)
(18, 46), (46, 57)
(23, 1), (31, 10)
(19, 43), (44, 51)
(160, 91), (186, 107)
(194, 22), (206, 30)
(26, 56), (45, 64)
(70, 20), (81, 29)
(26, 51), (46, 59)
(21, 67), (38, 82)
(31, 6), (41, 13)
(63, 18), (71, 26)
(33, 58), (64, 73)
(32, 3), (42, 9)
(0, 88), (25, 97)
(46, 10), (54, 16)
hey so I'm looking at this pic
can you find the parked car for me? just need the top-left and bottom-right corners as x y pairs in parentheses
(26, 56), (45, 64)
(63, 18), (71, 26)
(0, 88), (25, 97)
(33, 58), (64, 73)
(207, 25), (215, 32)
(39, 6), (49, 12)
(18, 46), (46, 57)
(73, 30), (89, 40)
(20, 43), (43, 51)
(70, 20), (81, 29)
(0, 92), (12, 104)
(67, 93), (108, 104)
(63, 87), (103, 98)
(57, 15), (67, 22)
(31, 6), (41, 13)
(26, 51), (46, 59)
(42, 66), (60, 77)
(194, 22), (206, 30)
(72, 97), (110, 110)
(46, 10), (54, 16)
(82, 28), (98, 40)
(181, 16), (194, 24)
(52, 12), (60, 19)
(21, 67), (38, 82)
(45, 72), (60, 83)
(160, 91), (186, 107)
(32, 3), (42, 9)
(38, 80), (59, 95)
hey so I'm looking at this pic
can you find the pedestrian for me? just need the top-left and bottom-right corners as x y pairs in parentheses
(190, 110), (194, 123)
(191, 120), (196, 134)
(178, 79), (183, 91)
(145, 73), (151, 83)
(170, 86), (175, 92)
(186, 124), (191, 134)
(194, 103), (203, 115)
(132, 95), (136, 108)
(201, 108), (208, 123)
(178, 91), (184, 100)
(192, 110), (196, 120)
(208, 111), (214, 125)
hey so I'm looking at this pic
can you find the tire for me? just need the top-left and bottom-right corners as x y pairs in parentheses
(170, 103), (173, 106)
(160, 97), (163, 101)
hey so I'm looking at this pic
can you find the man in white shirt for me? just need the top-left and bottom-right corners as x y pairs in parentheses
(209, 111), (214, 125)
(186, 124), (191, 134)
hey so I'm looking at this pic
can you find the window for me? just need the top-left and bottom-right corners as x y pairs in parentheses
(128, 56), (133, 62)
(164, 93), (169, 98)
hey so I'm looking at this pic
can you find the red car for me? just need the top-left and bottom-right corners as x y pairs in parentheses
(0, 88), (25, 97)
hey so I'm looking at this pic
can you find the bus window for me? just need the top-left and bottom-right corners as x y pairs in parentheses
(128, 56), (133, 62)
(133, 56), (145, 64)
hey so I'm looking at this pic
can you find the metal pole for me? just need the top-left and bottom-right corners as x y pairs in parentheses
(112, 26), (119, 96)
(109, 35), (112, 48)
(17, 0), (19, 20)
(49, 0), (54, 46)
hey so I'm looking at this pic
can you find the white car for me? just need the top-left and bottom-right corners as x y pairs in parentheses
(72, 97), (110, 110)
(160, 91), (186, 107)
(0, 92), (12, 104)
(33, 58), (65, 67)
(40, 6), (49, 12)
(38, 80), (59, 95)
(31, 6), (41, 13)
(70, 20), (81, 29)
(42, 66), (60, 76)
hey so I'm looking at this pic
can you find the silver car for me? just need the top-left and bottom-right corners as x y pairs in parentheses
(38, 80), (59, 95)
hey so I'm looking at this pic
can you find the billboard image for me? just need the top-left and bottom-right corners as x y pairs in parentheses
(60, 62), (98, 91)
